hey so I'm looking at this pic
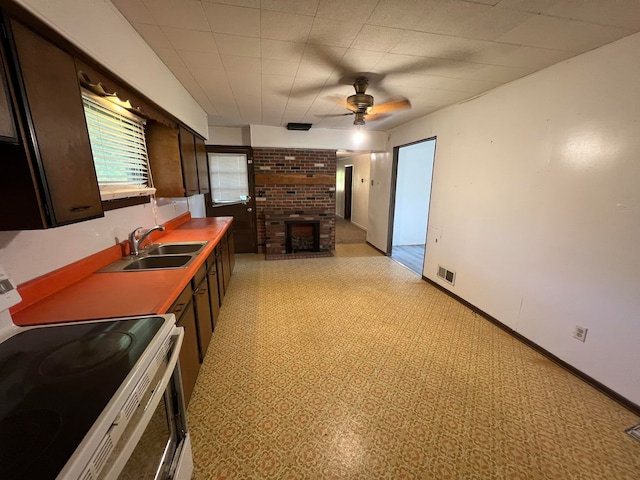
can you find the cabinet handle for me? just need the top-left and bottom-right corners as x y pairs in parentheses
(70, 205), (92, 212)
(196, 287), (207, 295)
(172, 303), (186, 314)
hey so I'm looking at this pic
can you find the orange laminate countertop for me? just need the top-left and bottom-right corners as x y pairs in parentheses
(12, 217), (232, 326)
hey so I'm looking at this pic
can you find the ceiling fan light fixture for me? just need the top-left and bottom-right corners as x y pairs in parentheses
(353, 112), (366, 126)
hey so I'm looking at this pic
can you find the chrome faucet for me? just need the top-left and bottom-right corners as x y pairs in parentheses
(129, 225), (165, 256)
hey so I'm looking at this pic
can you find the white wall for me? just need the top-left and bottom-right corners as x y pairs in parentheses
(392, 141), (434, 246)
(250, 125), (386, 151)
(336, 154), (371, 230)
(207, 126), (251, 146)
(16, 0), (208, 137)
(370, 32), (640, 406)
(0, 198), (188, 285)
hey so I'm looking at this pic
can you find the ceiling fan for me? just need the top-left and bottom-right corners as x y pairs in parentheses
(325, 76), (411, 125)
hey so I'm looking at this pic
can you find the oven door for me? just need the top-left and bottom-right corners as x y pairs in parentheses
(92, 329), (193, 480)
(118, 372), (192, 480)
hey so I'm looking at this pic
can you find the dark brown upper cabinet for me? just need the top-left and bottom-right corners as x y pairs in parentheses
(179, 125), (198, 196)
(0, 16), (103, 230)
(146, 122), (208, 198)
(195, 135), (209, 194)
(0, 44), (17, 142)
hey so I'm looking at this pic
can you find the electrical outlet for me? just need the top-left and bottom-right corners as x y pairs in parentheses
(573, 325), (588, 342)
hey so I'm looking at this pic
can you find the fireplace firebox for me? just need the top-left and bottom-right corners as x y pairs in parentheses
(285, 220), (320, 253)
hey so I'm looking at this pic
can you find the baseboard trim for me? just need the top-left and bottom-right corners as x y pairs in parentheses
(422, 275), (640, 416)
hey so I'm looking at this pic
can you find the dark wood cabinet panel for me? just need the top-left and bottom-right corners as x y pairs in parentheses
(170, 284), (199, 407)
(206, 251), (221, 328)
(195, 135), (209, 194)
(192, 265), (213, 362)
(0, 18), (103, 229)
(0, 47), (16, 142)
(146, 122), (185, 197)
(10, 19), (102, 226)
(179, 125), (198, 196)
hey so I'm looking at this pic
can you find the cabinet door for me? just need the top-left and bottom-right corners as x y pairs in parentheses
(207, 262), (220, 329)
(175, 301), (199, 407)
(221, 234), (231, 293)
(228, 230), (235, 275)
(10, 19), (102, 226)
(215, 246), (225, 303)
(179, 125), (198, 196)
(0, 46), (17, 142)
(146, 122), (185, 197)
(193, 276), (213, 362)
(195, 135), (209, 194)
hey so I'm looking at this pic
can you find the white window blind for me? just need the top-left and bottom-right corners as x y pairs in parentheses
(208, 153), (249, 203)
(82, 93), (155, 201)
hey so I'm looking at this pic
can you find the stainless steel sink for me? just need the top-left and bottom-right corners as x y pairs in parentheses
(123, 255), (193, 270)
(146, 243), (205, 255)
(99, 241), (208, 272)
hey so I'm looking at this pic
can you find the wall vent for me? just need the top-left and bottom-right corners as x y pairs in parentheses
(286, 122), (312, 131)
(437, 265), (456, 286)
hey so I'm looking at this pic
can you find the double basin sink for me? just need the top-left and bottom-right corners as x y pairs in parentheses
(100, 242), (208, 272)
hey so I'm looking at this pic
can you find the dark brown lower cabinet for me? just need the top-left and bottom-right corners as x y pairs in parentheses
(206, 254), (221, 329)
(221, 237), (231, 295)
(169, 284), (199, 407)
(192, 264), (212, 362)
(228, 230), (236, 275)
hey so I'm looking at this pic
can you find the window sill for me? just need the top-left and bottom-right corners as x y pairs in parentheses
(102, 196), (151, 212)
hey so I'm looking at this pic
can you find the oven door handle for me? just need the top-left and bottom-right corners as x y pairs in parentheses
(100, 327), (185, 479)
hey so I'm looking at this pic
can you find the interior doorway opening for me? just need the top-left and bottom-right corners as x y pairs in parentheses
(388, 138), (436, 275)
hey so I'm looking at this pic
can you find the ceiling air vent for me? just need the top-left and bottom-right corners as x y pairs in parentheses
(286, 122), (312, 131)
(437, 265), (456, 286)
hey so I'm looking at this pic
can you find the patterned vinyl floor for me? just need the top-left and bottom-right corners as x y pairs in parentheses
(187, 244), (640, 479)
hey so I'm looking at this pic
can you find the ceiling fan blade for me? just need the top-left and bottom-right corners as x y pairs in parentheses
(325, 94), (360, 112)
(364, 112), (391, 122)
(315, 112), (355, 118)
(368, 98), (411, 115)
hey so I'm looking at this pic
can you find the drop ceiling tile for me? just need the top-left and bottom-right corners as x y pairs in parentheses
(261, 10), (314, 41)
(473, 43), (574, 69)
(221, 55), (262, 74)
(315, 0), (378, 23)
(179, 50), (224, 71)
(366, 0), (428, 30)
(470, 64), (533, 83)
(262, 74), (295, 93)
(495, 0), (573, 14)
(203, 0), (260, 7)
(214, 34), (261, 57)
(350, 25), (406, 53)
(308, 17), (363, 48)
(261, 0), (319, 16)
(153, 47), (187, 70)
(203, 3), (261, 37)
(550, 0), (640, 29)
(340, 49), (385, 73)
(112, 0), (156, 24)
(163, 27), (218, 52)
(497, 14), (632, 52)
(300, 44), (346, 65)
(262, 59), (299, 76)
(261, 39), (306, 61)
(142, 0), (209, 30)
(133, 23), (173, 49)
(391, 31), (492, 60)
(414, 0), (490, 36)
(295, 62), (334, 79)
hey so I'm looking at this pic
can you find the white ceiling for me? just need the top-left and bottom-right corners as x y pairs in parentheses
(111, 0), (640, 131)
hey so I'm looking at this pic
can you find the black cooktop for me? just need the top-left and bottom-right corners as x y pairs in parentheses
(0, 316), (165, 480)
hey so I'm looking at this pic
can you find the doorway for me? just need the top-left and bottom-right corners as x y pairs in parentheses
(205, 145), (257, 253)
(388, 138), (436, 275)
(344, 165), (353, 220)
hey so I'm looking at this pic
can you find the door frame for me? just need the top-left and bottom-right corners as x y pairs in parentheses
(205, 145), (258, 253)
(387, 136), (437, 255)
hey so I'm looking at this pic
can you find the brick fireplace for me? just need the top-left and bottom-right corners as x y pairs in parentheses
(253, 148), (336, 259)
